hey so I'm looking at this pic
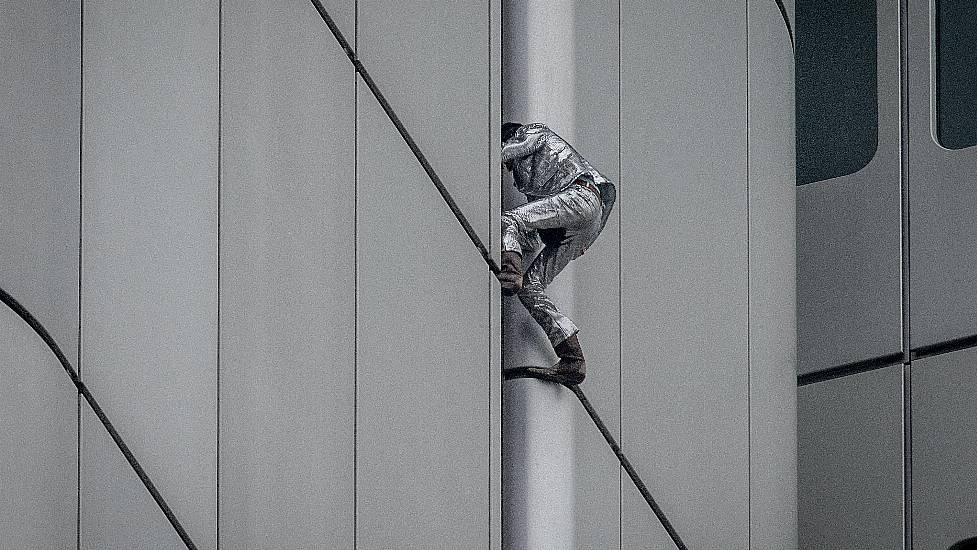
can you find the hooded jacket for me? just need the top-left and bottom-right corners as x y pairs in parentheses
(502, 123), (610, 198)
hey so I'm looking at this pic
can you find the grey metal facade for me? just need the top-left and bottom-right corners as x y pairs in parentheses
(355, 0), (499, 547)
(80, 2), (219, 547)
(795, 0), (903, 375)
(1, 1), (500, 548)
(1, 1), (797, 549)
(568, 1), (623, 547)
(797, 0), (977, 547)
(621, 0), (752, 545)
(500, 1), (796, 547)
(749, 2), (799, 545)
(620, 1), (796, 548)
(798, 366), (904, 550)
(912, 348), (977, 550)
(0, 4), (80, 547)
(219, 1), (356, 547)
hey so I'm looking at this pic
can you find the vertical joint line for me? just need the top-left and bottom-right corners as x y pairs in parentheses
(487, 1), (494, 547)
(898, 0), (911, 546)
(616, 1), (623, 548)
(903, 363), (912, 550)
(486, 0), (491, 545)
(352, 3), (359, 549)
(900, 0), (911, 364)
(77, 1), (85, 548)
(745, 2), (752, 546)
(216, 0), (223, 546)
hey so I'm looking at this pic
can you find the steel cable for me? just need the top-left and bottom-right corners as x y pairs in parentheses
(504, 368), (689, 549)
(309, 0), (501, 277)
(0, 286), (198, 550)
(568, 383), (689, 550)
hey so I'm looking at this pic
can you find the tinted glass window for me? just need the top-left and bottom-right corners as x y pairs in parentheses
(936, 1), (977, 150)
(796, 0), (878, 185)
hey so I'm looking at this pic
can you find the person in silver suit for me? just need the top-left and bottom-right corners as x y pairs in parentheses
(500, 122), (616, 384)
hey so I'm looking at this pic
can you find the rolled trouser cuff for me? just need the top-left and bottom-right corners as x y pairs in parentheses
(547, 321), (578, 348)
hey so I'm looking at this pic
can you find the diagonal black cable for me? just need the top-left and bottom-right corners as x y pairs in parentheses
(774, 0), (795, 51)
(308, 0), (501, 276)
(309, 1), (689, 546)
(504, 368), (689, 549)
(0, 286), (198, 550)
(567, 383), (689, 550)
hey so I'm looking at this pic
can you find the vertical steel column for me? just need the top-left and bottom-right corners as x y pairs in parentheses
(501, 1), (577, 548)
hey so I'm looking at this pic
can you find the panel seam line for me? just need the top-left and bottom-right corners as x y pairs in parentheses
(745, 1), (752, 546)
(77, 1), (85, 547)
(353, 4), (359, 548)
(216, 1), (223, 546)
(617, 1), (624, 548)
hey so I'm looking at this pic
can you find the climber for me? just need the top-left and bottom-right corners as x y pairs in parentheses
(499, 122), (616, 385)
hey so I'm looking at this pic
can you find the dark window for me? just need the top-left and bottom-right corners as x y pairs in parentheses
(795, 0), (878, 185)
(936, 1), (977, 150)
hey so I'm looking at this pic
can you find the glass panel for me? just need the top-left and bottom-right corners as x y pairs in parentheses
(795, 0), (878, 185)
(936, 0), (977, 150)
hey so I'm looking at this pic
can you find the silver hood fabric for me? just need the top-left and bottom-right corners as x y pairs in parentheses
(502, 123), (610, 198)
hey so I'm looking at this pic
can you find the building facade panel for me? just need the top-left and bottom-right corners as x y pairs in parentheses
(911, 349), (977, 550)
(218, 1), (356, 548)
(907, 0), (977, 349)
(569, 1), (622, 547)
(748, 1), (798, 547)
(80, 2), (219, 547)
(0, 3), (81, 546)
(798, 366), (904, 550)
(621, 2), (749, 547)
(795, 0), (902, 374)
(0, 0), (81, 362)
(355, 2), (496, 547)
(0, 307), (78, 548)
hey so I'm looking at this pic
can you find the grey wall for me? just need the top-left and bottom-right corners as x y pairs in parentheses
(795, 0), (903, 375)
(798, 366), (904, 550)
(907, 0), (977, 349)
(797, 1), (977, 548)
(218, 1), (355, 548)
(619, 1), (796, 548)
(570, 1), (622, 547)
(749, 1), (798, 546)
(0, 2), (80, 548)
(0, 0), (81, 353)
(2, 1), (799, 548)
(355, 1), (497, 547)
(1, 0), (501, 548)
(621, 0), (749, 545)
(80, 2), (219, 548)
(496, 2), (795, 547)
(0, 307), (78, 550)
(912, 349), (977, 550)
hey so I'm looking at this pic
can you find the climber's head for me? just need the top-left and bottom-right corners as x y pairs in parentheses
(502, 122), (522, 145)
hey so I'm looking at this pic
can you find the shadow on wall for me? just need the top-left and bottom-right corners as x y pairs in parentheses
(950, 537), (977, 550)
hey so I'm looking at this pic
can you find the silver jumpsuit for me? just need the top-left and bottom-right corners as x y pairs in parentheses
(502, 123), (615, 347)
